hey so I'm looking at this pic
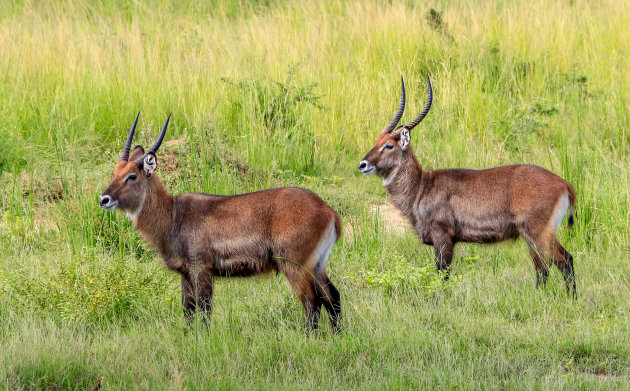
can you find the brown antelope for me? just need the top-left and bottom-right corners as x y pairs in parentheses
(359, 75), (577, 298)
(99, 113), (342, 331)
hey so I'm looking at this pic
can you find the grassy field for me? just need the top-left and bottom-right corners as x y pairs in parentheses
(1, 0), (629, 389)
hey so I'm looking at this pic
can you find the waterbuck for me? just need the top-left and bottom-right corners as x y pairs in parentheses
(99, 113), (342, 331)
(358, 75), (577, 298)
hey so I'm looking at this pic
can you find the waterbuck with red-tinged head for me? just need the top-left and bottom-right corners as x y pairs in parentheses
(99, 113), (342, 331)
(359, 75), (577, 298)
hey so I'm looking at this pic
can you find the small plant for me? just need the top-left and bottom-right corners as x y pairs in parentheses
(223, 64), (323, 132)
(362, 253), (458, 295)
(222, 65), (324, 175)
(426, 8), (445, 32)
(426, 8), (453, 41)
(490, 99), (559, 154)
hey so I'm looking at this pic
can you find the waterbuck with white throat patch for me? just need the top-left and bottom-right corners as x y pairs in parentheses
(99, 113), (342, 331)
(359, 75), (577, 298)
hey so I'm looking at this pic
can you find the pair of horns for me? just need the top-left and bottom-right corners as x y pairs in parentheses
(381, 73), (433, 134)
(120, 112), (171, 161)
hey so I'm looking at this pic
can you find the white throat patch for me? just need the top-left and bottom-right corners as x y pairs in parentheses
(126, 194), (145, 223)
(382, 168), (399, 187)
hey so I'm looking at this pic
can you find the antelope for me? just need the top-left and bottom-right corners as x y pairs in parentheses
(99, 113), (342, 331)
(359, 75), (577, 298)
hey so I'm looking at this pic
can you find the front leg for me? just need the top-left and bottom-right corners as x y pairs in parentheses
(431, 229), (454, 280)
(181, 269), (214, 325)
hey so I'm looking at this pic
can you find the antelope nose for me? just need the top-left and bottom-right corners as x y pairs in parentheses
(359, 161), (368, 171)
(99, 195), (110, 208)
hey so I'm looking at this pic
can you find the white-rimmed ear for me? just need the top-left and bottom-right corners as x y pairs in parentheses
(399, 128), (410, 150)
(143, 154), (157, 177)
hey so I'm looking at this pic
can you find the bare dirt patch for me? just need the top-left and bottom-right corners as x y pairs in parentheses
(20, 173), (64, 202)
(369, 202), (411, 235)
(160, 139), (184, 174)
(34, 213), (59, 233)
(344, 202), (411, 239)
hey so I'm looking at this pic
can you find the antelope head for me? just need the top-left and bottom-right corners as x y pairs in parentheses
(99, 113), (171, 213)
(358, 74), (432, 178)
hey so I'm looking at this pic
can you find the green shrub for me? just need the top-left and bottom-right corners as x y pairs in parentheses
(361, 253), (458, 295)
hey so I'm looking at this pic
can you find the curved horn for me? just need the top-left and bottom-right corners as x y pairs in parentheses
(403, 73), (432, 131)
(120, 111), (140, 161)
(381, 76), (406, 134)
(147, 113), (171, 155)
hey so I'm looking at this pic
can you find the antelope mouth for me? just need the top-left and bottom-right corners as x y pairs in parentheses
(360, 166), (375, 175)
(104, 202), (118, 211)
(100, 200), (119, 211)
(358, 160), (375, 175)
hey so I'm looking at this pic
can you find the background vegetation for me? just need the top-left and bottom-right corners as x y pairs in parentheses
(1, 0), (629, 389)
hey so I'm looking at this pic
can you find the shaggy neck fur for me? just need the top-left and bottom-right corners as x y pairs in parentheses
(133, 176), (174, 254)
(383, 147), (424, 223)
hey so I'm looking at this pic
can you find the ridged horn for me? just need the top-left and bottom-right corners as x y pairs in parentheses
(147, 113), (171, 155)
(403, 73), (432, 131)
(120, 111), (140, 161)
(381, 76), (406, 134)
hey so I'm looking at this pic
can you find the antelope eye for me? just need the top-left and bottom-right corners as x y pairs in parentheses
(384, 144), (394, 150)
(125, 173), (137, 183)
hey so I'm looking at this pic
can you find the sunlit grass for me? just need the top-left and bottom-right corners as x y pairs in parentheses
(0, 0), (629, 389)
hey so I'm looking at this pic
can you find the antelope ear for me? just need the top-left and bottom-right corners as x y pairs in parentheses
(399, 128), (410, 150)
(143, 153), (157, 177)
(129, 145), (145, 162)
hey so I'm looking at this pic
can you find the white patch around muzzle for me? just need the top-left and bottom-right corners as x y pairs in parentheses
(98, 195), (118, 211)
(359, 160), (375, 175)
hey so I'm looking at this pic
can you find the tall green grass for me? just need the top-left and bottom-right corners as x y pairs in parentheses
(1, 0), (629, 389)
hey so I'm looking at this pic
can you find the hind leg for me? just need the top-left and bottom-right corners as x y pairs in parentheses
(314, 270), (342, 333)
(526, 241), (549, 288)
(551, 240), (577, 299)
(523, 229), (576, 299)
(282, 264), (322, 333)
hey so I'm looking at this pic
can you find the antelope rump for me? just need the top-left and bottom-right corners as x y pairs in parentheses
(359, 75), (577, 298)
(99, 113), (342, 332)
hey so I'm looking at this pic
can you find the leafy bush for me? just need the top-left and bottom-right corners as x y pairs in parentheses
(0, 252), (176, 324)
(223, 65), (323, 132)
(222, 65), (323, 175)
(361, 253), (459, 295)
